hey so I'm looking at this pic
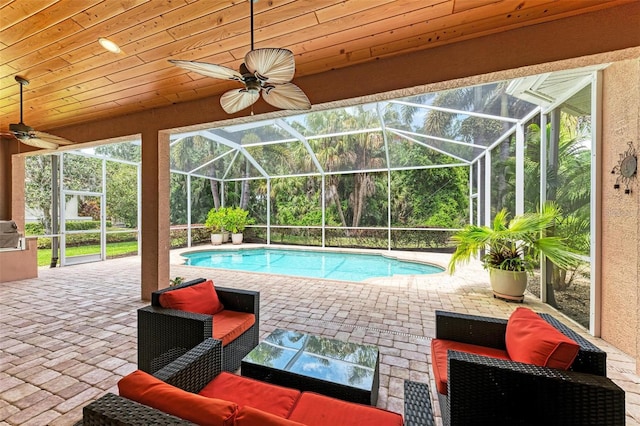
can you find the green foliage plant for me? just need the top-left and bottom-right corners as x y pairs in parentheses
(204, 207), (227, 233)
(223, 207), (252, 233)
(169, 276), (185, 287)
(448, 203), (579, 275)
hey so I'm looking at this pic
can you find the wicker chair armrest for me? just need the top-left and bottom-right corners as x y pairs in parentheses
(154, 338), (223, 394)
(215, 286), (260, 314)
(539, 313), (607, 376)
(435, 310), (507, 349)
(81, 393), (196, 425)
(137, 306), (213, 373)
(404, 380), (436, 426)
(446, 350), (625, 425)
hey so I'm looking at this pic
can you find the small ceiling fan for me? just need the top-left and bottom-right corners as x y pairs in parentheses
(169, 1), (311, 115)
(1, 76), (74, 150)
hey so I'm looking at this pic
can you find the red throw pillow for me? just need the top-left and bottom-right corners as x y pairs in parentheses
(235, 406), (306, 426)
(159, 279), (224, 315)
(505, 307), (579, 369)
(118, 370), (237, 426)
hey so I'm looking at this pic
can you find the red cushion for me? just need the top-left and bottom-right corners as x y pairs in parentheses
(212, 310), (256, 346)
(505, 307), (579, 369)
(118, 370), (237, 426)
(288, 392), (403, 426)
(235, 406), (306, 426)
(159, 280), (224, 315)
(431, 338), (510, 395)
(199, 372), (300, 418)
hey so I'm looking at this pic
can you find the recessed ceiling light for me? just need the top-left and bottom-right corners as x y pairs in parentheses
(98, 37), (121, 54)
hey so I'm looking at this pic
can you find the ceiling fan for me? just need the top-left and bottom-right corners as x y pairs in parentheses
(169, 1), (311, 115)
(1, 76), (74, 150)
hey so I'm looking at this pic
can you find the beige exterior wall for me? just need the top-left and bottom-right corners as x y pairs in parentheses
(601, 59), (640, 372)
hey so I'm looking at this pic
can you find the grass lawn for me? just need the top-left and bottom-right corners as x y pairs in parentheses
(37, 241), (138, 267)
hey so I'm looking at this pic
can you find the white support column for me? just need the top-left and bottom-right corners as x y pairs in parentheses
(321, 174), (326, 248)
(469, 163), (474, 224)
(101, 158), (107, 261)
(187, 174), (192, 247)
(515, 123), (525, 216)
(387, 169), (391, 251)
(59, 154), (66, 266)
(266, 179), (271, 245)
(137, 163), (142, 256)
(484, 150), (491, 226)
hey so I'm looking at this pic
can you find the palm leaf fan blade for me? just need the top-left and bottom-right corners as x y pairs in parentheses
(169, 60), (243, 81)
(262, 83), (311, 110)
(32, 131), (73, 145)
(19, 137), (59, 150)
(245, 48), (295, 84)
(220, 89), (260, 114)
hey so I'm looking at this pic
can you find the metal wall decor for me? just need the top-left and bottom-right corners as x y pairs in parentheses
(611, 141), (637, 194)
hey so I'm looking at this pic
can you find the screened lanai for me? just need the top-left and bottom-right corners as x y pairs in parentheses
(169, 64), (603, 251)
(23, 63), (605, 331)
(164, 64), (604, 332)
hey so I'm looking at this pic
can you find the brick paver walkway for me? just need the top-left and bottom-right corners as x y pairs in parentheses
(1, 247), (638, 425)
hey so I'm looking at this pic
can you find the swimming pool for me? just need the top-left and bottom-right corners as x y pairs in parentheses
(181, 248), (444, 282)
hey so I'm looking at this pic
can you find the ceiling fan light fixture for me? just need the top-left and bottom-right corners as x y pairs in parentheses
(98, 37), (121, 53)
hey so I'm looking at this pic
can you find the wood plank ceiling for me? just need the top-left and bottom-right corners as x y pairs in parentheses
(0, 0), (633, 135)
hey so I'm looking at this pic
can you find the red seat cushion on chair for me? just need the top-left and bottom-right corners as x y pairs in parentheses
(235, 406), (306, 426)
(159, 280), (224, 315)
(212, 310), (256, 346)
(431, 338), (510, 395)
(199, 372), (300, 418)
(118, 370), (237, 426)
(505, 307), (579, 370)
(288, 392), (403, 426)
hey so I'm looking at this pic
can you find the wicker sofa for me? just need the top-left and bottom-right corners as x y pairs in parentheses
(428, 309), (625, 425)
(138, 278), (259, 373)
(80, 338), (430, 426)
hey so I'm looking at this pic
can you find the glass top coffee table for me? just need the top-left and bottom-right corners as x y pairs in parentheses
(241, 329), (379, 405)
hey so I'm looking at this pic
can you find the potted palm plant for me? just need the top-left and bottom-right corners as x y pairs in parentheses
(448, 203), (579, 301)
(223, 207), (251, 245)
(204, 207), (226, 245)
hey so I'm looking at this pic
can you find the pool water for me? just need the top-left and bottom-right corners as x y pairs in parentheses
(181, 248), (444, 282)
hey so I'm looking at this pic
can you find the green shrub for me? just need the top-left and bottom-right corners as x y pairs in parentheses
(24, 223), (44, 235)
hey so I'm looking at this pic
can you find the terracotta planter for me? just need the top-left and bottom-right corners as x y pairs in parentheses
(231, 233), (243, 245)
(210, 233), (224, 245)
(489, 268), (527, 302)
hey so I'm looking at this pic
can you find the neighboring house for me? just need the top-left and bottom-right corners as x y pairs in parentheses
(25, 195), (92, 224)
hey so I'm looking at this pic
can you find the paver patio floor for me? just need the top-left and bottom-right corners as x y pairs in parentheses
(1, 248), (638, 425)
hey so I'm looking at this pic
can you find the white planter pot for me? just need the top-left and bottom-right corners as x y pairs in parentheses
(231, 233), (243, 245)
(489, 268), (527, 302)
(210, 233), (224, 245)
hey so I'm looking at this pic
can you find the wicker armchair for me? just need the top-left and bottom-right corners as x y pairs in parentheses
(82, 338), (222, 425)
(137, 278), (259, 373)
(429, 310), (625, 426)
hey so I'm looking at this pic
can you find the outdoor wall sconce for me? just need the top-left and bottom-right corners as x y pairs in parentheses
(611, 141), (637, 194)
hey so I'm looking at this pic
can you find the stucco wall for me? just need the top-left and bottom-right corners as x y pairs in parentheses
(600, 58), (640, 372)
